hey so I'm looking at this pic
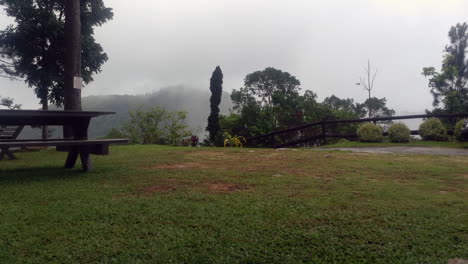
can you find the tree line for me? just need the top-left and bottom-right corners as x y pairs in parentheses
(0, 2), (466, 146)
(205, 66), (394, 146)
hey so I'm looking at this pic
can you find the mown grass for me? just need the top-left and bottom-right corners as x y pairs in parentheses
(321, 140), (468, 149)
(0, 145), (467, 263)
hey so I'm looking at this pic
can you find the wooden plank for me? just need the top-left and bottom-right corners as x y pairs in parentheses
(0, 110), (114, 117)
(0, 139), (128, 148)
(56, 144), (109, 155)
(12, 126), (24, 139)
(0, 128), (18, 132)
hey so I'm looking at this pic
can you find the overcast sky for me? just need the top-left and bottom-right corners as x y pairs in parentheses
(1, 0), (467, 112)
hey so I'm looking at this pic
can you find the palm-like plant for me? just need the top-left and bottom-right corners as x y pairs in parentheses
(223, 132), (247, 148)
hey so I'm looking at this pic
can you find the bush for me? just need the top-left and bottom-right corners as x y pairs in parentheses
(388, 123), (411, 143)
(419, 118), (448, 141)
(357, 123), (383, 142)
(454, 119), (468, 141)
(121, 107), (191, 145)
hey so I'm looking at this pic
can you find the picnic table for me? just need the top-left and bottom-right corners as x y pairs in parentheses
(0, 110), (128, 171)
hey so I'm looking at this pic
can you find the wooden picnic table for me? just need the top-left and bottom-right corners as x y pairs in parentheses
(0, 110), (128, 171)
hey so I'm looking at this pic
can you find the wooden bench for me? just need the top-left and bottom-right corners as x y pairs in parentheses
(0, 110), (128, 172)
(0, 139), (128, 171)
(0, 125), (24, 160)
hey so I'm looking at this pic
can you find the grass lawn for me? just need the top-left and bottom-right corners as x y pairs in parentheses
(0, 145), (467, 263)
(321, 140), (468, 149)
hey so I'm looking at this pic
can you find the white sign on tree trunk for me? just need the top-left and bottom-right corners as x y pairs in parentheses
(73, 76), (83, 89)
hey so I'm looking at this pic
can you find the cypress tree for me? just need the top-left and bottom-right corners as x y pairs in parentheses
(207, 66), (223, 144)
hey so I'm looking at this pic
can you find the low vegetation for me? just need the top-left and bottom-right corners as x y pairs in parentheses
(388, 123), (411, 143)
(357, 122), (383, 142)
(419, 118), (448, 141)
(454, 120), (467, 142)
(0, 146), (466, 263)
(109, 107), (193, 145)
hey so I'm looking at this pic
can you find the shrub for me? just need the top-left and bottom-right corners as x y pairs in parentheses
(419, 118), (448, 141)
(357, 123), (383, 142)
(454, 119), (468, 141)
(388, 123), (411, 143)
(122, 107), (191, 145)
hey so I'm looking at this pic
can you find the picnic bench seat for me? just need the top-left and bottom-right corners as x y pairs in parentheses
(0, 125), (24, 160)
(0, 138), (128, 171)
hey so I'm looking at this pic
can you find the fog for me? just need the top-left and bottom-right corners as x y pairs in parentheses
(1, 0), (467, 113)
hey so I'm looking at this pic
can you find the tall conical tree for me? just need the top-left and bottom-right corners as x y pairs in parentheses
(206, 66), (223, 144)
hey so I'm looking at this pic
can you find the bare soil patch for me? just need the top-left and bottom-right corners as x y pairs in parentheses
(206, 182), (249, 193)
(142, 184), (177, 195)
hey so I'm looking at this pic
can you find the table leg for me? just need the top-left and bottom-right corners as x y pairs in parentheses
(66, 117), (92, 171)
(65, 149), (79, 169)
(80, 152), (93, 172)
(0, 147), (16, 160)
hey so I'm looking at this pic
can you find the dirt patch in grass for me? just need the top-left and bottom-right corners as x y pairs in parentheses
(206, 182), (249, 193)
(142, 184), (177, 195)
(152, 162), (209, 169)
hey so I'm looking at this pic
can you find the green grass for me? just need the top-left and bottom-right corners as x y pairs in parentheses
(321, 140), (468, 149)
(0, 145), (467, 263)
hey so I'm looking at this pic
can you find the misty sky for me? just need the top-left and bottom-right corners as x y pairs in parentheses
(1, 0), (467, 112)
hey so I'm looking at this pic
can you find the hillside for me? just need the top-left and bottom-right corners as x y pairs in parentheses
(20, 86), (233, 139)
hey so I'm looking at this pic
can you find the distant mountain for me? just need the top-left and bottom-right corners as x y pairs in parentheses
(19, 86), (233, 139)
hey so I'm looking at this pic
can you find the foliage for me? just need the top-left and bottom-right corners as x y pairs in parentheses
(223, 132), (246, 148)
(228, 68), (374, 145)
(190, 136), (199, 147)
(0, 0), (113, 107)
(357, 123), (383, 142)
(225, 67), (395, 147)
(206, 66), (223, 145)
(419, 118), (448, 141)
(120, 107), (191, 145)
(103, 128), (125, 139)
(0, 96), (20, 109)
(388, 123), (411, 143)
(165, 111), (192, 146)
(181, 136), (199, 147)
(239, 67), (301, 108)
(363, 97), (395, 119)
(322, 95), (366, 118)
(422, 22), (468, 125)
(454, 119), (467, 141)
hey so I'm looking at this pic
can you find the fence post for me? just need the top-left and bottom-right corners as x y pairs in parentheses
(321, 121), (327, 145)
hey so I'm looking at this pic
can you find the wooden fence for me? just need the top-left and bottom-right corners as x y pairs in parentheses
(246, 113), (468, 148)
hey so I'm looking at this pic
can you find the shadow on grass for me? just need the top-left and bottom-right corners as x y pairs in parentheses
(0, 166), (89, 183)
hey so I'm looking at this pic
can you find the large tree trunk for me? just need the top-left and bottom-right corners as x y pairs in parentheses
(64, 0), (82, 138)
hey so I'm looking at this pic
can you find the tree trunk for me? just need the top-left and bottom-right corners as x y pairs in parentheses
(42, 100), (48, 140)
(64, 0), (82, 138)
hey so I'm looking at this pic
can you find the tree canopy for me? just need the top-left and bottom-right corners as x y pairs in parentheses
(0, 0), (113, 107)
(223, 67), (394, 146)
(206, 66), (223, 145)
(422, 22), (468, 117)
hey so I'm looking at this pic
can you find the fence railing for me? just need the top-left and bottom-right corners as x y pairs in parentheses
(246, 113), (468, 148)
